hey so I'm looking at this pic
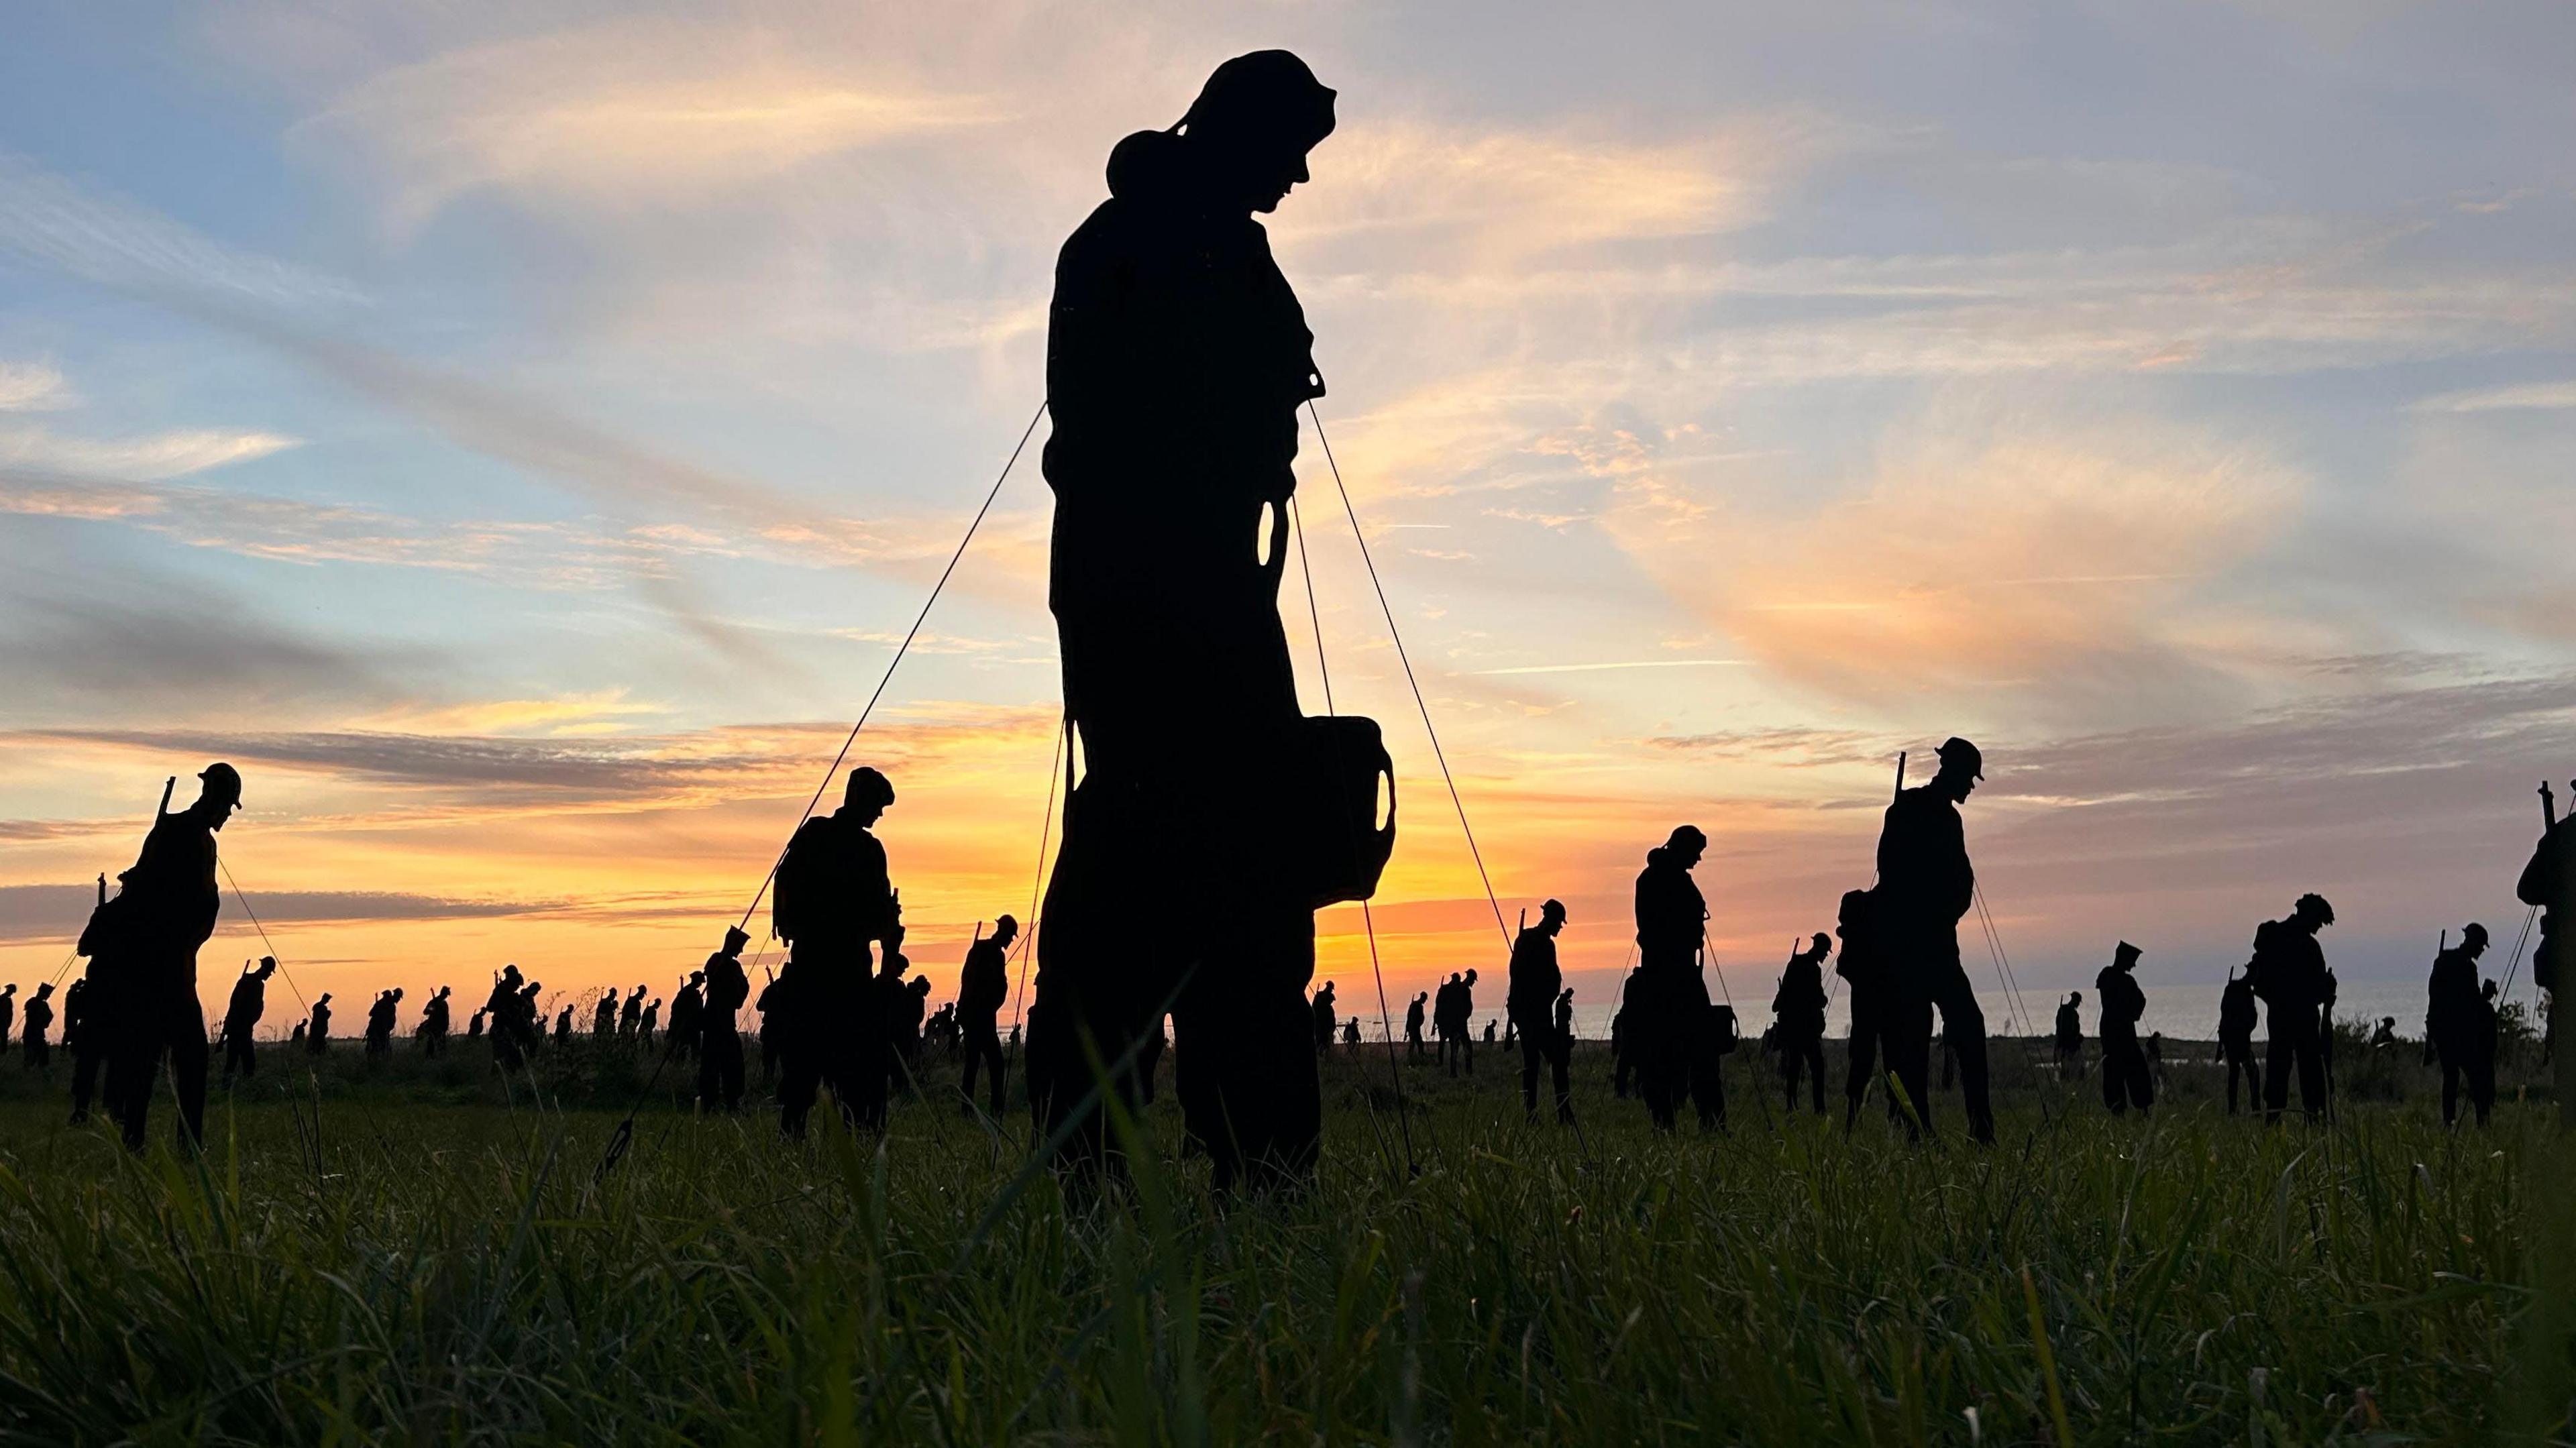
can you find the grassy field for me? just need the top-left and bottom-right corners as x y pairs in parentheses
(0, 1033), (2569, 1445)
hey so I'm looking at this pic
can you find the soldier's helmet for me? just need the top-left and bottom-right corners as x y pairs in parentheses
(1935, 737), (1984, 780)
(199, 761), (244, 810)
(722, 925), (751, 956)
(2463, 922), (2489, 948)
(845, 767), (896, 811)
(2294, 893), (2336, 926)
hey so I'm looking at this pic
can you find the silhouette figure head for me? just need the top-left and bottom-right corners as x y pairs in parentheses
(1537, 899), (1568, 935)
(2381, 1015), (2396, 1028)
(1167, 50), (1336, 215)
(1464, 968), (1479, 986)
(257, 956), (278, 980)
(1448, 972), (1462, 986)
(0, 984), (12, 997)
(196, 761), (244, 827)
(722, 925), (751, 957)
(2461, 922), (2489, 955)
(2069, 991), (2084, 1005)
(1933, 738), (1982, 801)
(2113, 941), (2141, 972)
(843, 766), (896, 824)
(316, 992), (331, 1005)
(33, 982), (51, 999)
(992, 914), (1020, 947)
(1664, 825), (1707, 869)
(2292, 893), (2336, 932)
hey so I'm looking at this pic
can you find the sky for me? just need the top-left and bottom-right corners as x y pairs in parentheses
(4, 1), (2575, 1035)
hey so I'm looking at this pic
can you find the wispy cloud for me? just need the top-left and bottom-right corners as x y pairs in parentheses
(0, 425), (299, 480)
(0, 361), (74, 412)
(1472, 659), (1748, 676)
(2410, 379), (2576, 412)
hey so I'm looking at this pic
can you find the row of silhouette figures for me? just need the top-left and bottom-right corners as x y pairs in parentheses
(36, 741), (2571, 1166)
(29, 49), (2576, 1179)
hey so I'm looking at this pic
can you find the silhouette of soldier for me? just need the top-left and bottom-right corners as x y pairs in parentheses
(1632, 828), (1715, 1131)
(419, 984), (451, 1058)
(869, 931), (922, 1115)
(2517, 791), (2575, 1120)
(1772, 932), (1829, 1114)
(2215, 966), (2261, 1114)
(955, 916), (1015, 1118)
(1483, 1019), (1497, 1045)
(517, 979), (543, 1055)
(699, 926), (751, 1113)
(305, 994), (332, 1054)
(2053, 992), (2083, 1078)
(553, 1003), (574, 1045)
(2428, 924), (2491, 1127)
(95, 763), (240, 1151)
(364, 988), (400, 1058)
(641, 996), (661, 1048)
(1511, 900), (1574, 1122)
(2249, 893), (2335, 1123)
(291, 1020), (306, 1048)
(64, 975), (104, 1121)
(486, 966), (529, 1070)
(1875, 739), (1993, 1144)
(1028, 50), (1383, 1192)
(895, 975), (932, 1089)
(592, 988), (616, 1039)
(1611, 965), (1643, 1099)
(1438, 970), (1479, 1076)
(1833, 889), (1909, 1133)
(1342, 1017), (1360, 1048)
(669, 972), (704, 1064)
(1555, 987), (1574, 1044)
(619, 985), (645, 1042)
(772, 766), (902, 1136)
(2369, 1017), (2398, 1049)
(21, 983), (55, 1069)
(1404, 991), (1428, 1061)
(0, 983), (11, 1057)
(1309, 980), (1338, 1054)
(2471, 979), (2503, 1123)
(2095, 942), (2151, 1115)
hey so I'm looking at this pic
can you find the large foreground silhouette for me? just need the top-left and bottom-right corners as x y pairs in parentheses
(1026, 50), (1393, 1190)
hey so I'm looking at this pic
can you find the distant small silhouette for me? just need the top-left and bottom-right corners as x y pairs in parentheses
(2053, 991), (2084, 1078)
(2096, 942), (2151, 1116)
(619, 985), (646, 1042)
(553, 1004), (574, 1044)
(2250, 893), (2335, 1123)
(20, 983), (55, 1070)
(669, 972), (705, 1064)
(1771, 932), (1829, 1115)
(85, 763), (239, 1150)
(486, 966), (529, 1070)
(1482, 1018), (1497, 1046)
(1510, 900), (1574, 1123)
(364, 987), (402, 1058)
(466, 1009), (484, 1040)
(1310, 980), (1338, 1054)
(2427, 924), (2492, 1127)
(2214, 966), (2261, 1114)
(1437, 970), (1479, 1076)
(755, 967), (784, 1085)
(694, 926), (751, 1112)
(1632, 826), (1716, 1131)
(305, 994), (333, 1055)
(641, 997), (661, 1048)
(1026, 49), (1371, 1193)
(1405, 991), (1428, 1061)
(1341, 1017), (1360, 1048)
(2369, 1016), (2398, 1049)
(593, 989), (616, 1040)
(417, 984), (452, 1058)
(773, 767), (902, 1137)
(955, 917), (1015, 1118)
(1875, 739), (1993, 1144)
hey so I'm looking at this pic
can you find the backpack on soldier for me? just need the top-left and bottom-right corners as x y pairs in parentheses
(1708, 1003), (1740, 1056)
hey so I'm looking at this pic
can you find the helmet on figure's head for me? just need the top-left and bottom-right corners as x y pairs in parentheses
(1935, 738), (1984, 781)
(845, 767), (896, 812)
(722, 925), (751, 956)
(199, 761), (244, 811)
(1540, 899), (1567, 922)
(1179, 50), (1336, 152)
(2463, 922), (2489, 948)
(2295, 893), (2336, 927)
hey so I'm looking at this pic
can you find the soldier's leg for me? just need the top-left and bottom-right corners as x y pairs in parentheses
(1690, 1033), (1725, 1131)
(1934, 972), (1992, 1143)
(1803, 1039), (1827, 1113)
(1843, 1000), (1879, 1131)
(2102, 1040), (2126, 1114)
(169, 997), (209, 1148)
(1517, 1019), (1542, 1115)
(2440, 1048), (2461, 1125)
(2263, 1029), (2294, 1124)
(70, 1040), (103, 1122)
(2471, 1048), (2495, 1126)
(1550, 1028), (1573, 1122)
(2297, 1023), (2328, 1121)
(1884, 1002), (1935, 1139)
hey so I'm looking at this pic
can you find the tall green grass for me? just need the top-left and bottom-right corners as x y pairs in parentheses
(0, 1044), (2563, 1443)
